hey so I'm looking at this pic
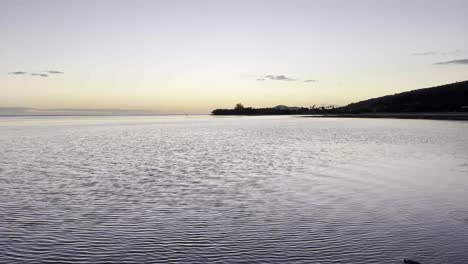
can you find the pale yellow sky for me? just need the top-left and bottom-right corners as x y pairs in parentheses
(2, 0), (468, 114)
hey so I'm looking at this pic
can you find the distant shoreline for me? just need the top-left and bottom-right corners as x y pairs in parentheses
(0, 114), (205, 117)
(301, 113), (468, 121)
(212, 80), (468, 118)
(2, 113), (466, 121)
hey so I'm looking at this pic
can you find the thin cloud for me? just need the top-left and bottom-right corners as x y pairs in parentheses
(8, 71), (28, 75)
(304, 80), (318, 83)
(31, 73), (49, 77)
(256, 78), (265, 81)
(412, 50), (462, 56)
(440, 50), (462, 56)
(412, 51), (437, 56)
(265, 75), (296, 81)
(434, 59), (468, 65)
(9, 70), (63, 77)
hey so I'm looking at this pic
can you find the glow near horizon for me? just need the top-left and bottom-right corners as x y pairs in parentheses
(1, 0), (468, 114)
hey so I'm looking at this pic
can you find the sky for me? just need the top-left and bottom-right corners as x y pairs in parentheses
(1, 0), (468, 114)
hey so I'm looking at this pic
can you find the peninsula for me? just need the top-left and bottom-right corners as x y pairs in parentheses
(212, 80), (468, 120)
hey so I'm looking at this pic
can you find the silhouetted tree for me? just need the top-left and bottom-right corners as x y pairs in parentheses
(234, 103), (245, 110)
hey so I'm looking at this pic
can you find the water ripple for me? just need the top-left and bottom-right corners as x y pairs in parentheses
(1, 116), (468, 263)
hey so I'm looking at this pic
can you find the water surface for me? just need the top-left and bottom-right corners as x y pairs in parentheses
(1, 116), (467, 263)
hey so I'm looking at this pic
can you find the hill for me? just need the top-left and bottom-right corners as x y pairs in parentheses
(339, 80), (468, 113)
(211, 80), (468, 116)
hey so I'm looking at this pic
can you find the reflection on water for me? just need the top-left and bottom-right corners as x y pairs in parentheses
(1, 116), (468, 263)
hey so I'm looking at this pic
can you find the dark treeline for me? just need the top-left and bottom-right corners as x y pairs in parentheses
(212, 80), (468, 115)
(212, 103), (337, 115)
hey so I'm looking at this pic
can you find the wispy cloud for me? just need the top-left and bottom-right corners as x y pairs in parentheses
(256, 78), (265, 81)
(440, 50), (462, 56)
(8, 71), (28, 75)
(31, 73), (49, 77)
(8, 69), (64, 77)
(434, 59), (468, 65)
(265, 75), (296, 81)
(412, 51), (437, 56)
(412, 50), (462, 56)
(304, 79), (318, 83)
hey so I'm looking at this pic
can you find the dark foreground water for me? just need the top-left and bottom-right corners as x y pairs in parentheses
(1, 116), (467, 264)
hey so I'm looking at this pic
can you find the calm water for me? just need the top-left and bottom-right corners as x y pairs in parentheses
(1, 116), (468, 264)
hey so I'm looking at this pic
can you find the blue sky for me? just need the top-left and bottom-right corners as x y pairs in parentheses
(2, 0), (468, 113)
